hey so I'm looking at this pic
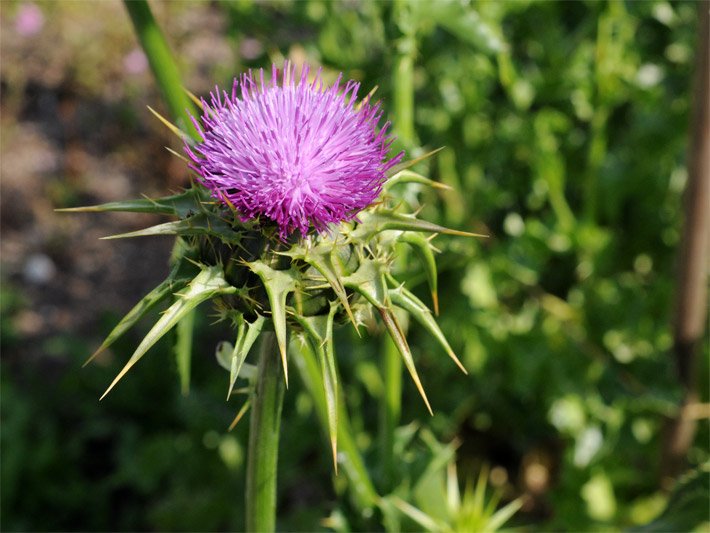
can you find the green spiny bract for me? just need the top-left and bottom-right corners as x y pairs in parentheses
(61, 149), (483, 466)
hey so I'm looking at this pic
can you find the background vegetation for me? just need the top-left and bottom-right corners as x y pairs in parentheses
(1, 0), (707, 531)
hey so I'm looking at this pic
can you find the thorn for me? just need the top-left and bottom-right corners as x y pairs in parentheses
(279, 343), (290, 388)
(147, 106), (188, 141)
(165, 146), (189, 162)
(447, 349), (468, 375)
(442, 229), (489, 238)
(82, 348), (102, 367)
(183, 86), (204, 110)
(432, 291), (440, 316)
(356, 85), (379, 110)
(331, 437), (339, 475)
(228, 399), (251, 431)
(430, 181), (454, 191)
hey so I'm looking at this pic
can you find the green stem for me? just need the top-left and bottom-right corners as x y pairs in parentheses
(123, 0), (200, 140)
(393, 0), (418, 149)
(246, 332), (285, 532)
(379, 334), (401, 491)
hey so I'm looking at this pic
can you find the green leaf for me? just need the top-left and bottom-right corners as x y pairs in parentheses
(385, 147), (445, 178)
(388, 281), (467, 374)
(351, 210), (486, 241)
(413, 430), (459, 522)
(388, 496), (448, 532)
(174, 309), (195, 395)
(100, 265), (235, 399)
(57, 188), (206, 217)
(226, 314), (266, 399)
(385, 169), (453, 191)
(101, 212), (242, 245)
(378, 307), (432, 415)
(291, 335), (380, 512)
(399, 232), (440, 314)
(282, 242), (357, 330)
(84, 269), (189, 366)
(247, 261), (298, 386)
(342, 259), (389, 308)
(295, 303), (340, 471)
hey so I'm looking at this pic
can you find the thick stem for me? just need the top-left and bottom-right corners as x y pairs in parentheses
(246, 332), (285, 532)
(123, 0), (199, 140)
(393, 0), (418, 150)
(379, 334), (402, 491)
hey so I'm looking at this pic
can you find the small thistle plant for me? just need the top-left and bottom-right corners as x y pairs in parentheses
(65, 62), (481, 529)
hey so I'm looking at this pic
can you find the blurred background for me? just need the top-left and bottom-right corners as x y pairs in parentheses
(1, 0), (708, 531)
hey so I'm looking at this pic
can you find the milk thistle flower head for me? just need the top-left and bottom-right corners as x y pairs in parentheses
(185, 62), (403, 238)
(64, 61), (482, 470)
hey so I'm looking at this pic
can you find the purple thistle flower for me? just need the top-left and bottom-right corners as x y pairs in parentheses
(185, 62), (403, 238)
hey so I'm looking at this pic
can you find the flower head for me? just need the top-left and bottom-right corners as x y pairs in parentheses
(185, 62), (403, 238)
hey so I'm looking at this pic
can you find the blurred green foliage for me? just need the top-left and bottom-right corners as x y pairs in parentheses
(2, 0), (708, 531)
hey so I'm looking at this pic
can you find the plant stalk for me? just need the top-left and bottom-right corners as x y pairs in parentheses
(393, 0), (418, 149)
(379, 334), (402, 491)
(246, 332), (285, 532)
(123, 0), (200, 140)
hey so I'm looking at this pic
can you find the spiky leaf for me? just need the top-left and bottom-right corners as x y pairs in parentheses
(283, 242), (357, 329)
(100, 265), (236, 399)
(57, 188), (206, 217)
(385, 169), (452, 191)
(400, 232), (440, 314)
(85, 270), (190, 366)
(388, 282), (466, 374)
(378, 307), (432, 414)
(295, 303), (340, 470)
(102, 212), (242, 245)
(343, 259), (389, 308)
(351, 210), (485, 241)
(247, 261), (298, 386)
(385, 147), (445, 178)
(226, 314), (266, 398)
